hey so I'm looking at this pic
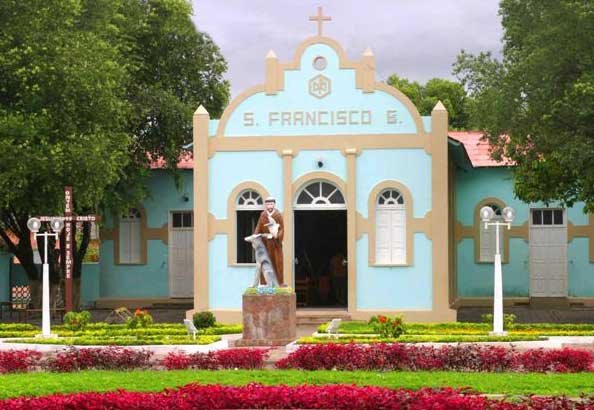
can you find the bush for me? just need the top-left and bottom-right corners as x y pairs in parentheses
(63, 311), (92, 331)
(193, 311), (216, 330)
(46, 347), (153, 372)
(481, 313), (517, 329)
(0, 350), (42, 373)
(161, 348), (267, 370)
(276, 343), (594, 373)
(126, 309), (153, 329)
(368, 315), (405, 338)
(1, 384), (592, 409)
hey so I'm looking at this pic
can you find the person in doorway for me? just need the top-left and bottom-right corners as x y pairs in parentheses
(329, 251), (347, 305)
(254, 197), (285, 286)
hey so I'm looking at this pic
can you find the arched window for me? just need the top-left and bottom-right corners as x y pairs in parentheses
(479, 203), (504, 262)
(119, 208), (142, 264)
(295, 181), (345, 209)
(375, 189), (406, 264)
(236, 190), (264, 263)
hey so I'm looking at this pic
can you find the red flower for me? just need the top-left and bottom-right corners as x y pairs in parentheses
(378, 316), (387, 323)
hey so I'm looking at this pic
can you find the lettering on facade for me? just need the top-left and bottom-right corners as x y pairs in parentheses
(242, 109), (403, 128)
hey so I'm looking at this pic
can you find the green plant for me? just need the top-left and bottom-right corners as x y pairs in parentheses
(126, 309), (153, 329)
(193, 311), (216, 330)
(63, 311), (92, 332)
(368, 315), (405, 338)
(481, 314), (517, 330)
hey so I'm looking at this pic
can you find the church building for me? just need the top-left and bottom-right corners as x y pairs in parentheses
(3, 9), (594, 323)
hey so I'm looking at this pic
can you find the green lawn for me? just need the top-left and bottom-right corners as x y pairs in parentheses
(0, 370), (593, 398)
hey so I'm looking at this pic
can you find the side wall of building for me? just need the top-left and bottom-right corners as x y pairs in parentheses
(454, 166), (594, 300)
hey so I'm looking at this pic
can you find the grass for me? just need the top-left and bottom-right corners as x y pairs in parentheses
(0, 369), (593, 399)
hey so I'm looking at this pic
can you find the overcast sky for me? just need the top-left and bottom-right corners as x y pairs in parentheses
(191, 0), (503, 97)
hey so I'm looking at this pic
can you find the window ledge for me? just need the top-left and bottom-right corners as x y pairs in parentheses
(230, 263), (257, 267)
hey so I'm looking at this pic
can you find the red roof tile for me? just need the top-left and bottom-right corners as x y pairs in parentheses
(448, 131), (511, 167)
(149, 152), (194, 169)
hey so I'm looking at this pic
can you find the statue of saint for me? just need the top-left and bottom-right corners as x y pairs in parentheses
(253, 196), (284, 286)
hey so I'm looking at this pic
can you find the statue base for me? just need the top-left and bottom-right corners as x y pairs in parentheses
(233, 292), (296, 347)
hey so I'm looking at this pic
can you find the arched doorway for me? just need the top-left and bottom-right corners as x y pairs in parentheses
(294, 180), (347, 308)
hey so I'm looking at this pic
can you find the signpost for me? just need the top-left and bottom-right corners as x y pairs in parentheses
(39, 186), (99, 312)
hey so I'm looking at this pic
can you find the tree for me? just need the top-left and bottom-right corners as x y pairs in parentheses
(386, 74), (470, 129)
(453, 0), (594, 211)
(0, 0), (229, 308)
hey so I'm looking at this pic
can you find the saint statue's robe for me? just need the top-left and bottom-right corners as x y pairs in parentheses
(254, 208), (284, 285)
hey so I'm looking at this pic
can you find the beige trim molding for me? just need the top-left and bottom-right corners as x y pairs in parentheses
(282, 150), (295, 289)
(208, 134), (431, 158)
(193, 107), (210, 313)
(346, 149), (357, 313)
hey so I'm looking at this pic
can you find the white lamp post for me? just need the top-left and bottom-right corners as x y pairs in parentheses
(480, 206), (515, 336)
(27, 217), (64, 338)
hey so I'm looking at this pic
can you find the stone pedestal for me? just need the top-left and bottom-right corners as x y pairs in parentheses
(234, 292), (296, 346)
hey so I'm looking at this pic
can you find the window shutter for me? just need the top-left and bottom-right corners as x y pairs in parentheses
(479, 223), (504, 262)
(119, 216), (141, 264)
(129, 219), (141, 263)
(390, 208), (406, 264)
(375, 209), (391, 264)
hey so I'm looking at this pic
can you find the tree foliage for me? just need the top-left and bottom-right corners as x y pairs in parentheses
(0, 0), (229, 306)
(386, 74), (470, 129)
(454, 0), (594, 211)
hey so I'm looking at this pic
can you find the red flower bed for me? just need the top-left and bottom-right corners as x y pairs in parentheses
(1, 384), (593, 410)
(276, 343), (594, 373)
(161, 348), (267, 370)
(0, 350), (42, 374)
(46, 347), (153, 372)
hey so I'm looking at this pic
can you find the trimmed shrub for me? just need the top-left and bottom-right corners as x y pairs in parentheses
(46, 347), (153, 372)
(0, 350), (42, 373)
(161, 348), (267, 370)
(193, 311), (216, 330)
(276, 343), (594, 373)
(1, 384), (593, 409)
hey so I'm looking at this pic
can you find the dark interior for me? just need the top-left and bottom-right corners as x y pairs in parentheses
(294, 210), (347, 308)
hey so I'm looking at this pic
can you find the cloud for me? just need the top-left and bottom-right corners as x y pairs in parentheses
(191, 0), (502, 97)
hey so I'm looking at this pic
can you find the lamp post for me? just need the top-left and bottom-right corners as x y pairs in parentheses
(27, 217), (64, 338)
(480, 205), (515, 336)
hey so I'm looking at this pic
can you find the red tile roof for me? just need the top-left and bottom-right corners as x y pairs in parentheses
(448, 131), (511, 167)
(149, 152), (194, 169)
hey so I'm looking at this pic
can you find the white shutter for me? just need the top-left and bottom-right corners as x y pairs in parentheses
(376, 208), (406, 264)
(119, 218), (141, 264)
(129, 219), (141, 263)
(479, 222), (504, 262)
(390, 208), (406, 264)
(119, 221), (131, 263)
(376, 209), (391, 264)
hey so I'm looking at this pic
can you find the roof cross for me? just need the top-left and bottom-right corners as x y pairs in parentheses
(309, 6), (331, 36)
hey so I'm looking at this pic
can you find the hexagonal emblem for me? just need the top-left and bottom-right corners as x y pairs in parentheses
(308, 74), (331, 99)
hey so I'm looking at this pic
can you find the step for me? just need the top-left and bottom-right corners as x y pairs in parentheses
(296, 310), (351, 325)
